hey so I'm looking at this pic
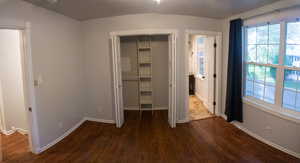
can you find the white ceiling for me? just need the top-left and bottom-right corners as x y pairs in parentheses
(24, 0), (280, 21)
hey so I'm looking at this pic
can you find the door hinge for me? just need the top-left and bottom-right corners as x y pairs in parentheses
(213, 74), (217, 78)
(213, 102), (216, 106)
(214, 43), (217, 48)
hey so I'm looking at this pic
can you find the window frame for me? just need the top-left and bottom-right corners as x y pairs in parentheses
(243, 19), (300, 120)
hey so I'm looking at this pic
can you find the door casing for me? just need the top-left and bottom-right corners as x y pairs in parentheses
(0, 23), (40, 154)
(110, 29), (178, 128)
(184, 30), (223, 122)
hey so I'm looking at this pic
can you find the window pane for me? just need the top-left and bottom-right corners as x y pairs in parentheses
(244, 24), (279, 105)
(254, 82), (264, 100)
(257, 45), (268, 63)
(284, 70), (299, 91)
(264, 85), (275, 104)
(245, 80), (253, 96)
(197, 37), (204, 44)
(197, 52), (205, 76)
(246, 64), (255, 80)
(254, 65), (265, 82)
(268, 45), (279, 64)
(296, 92), (300, 112)
(283, 70), (300, 112)
(265, 67), (276, 85)
(247, 27), (256, 44)
(283, 89), (296, 110)
(285, 45), (300, 67)
(269, 24), (280, 44)
(257, 25), (268, 44)
(247, 45), (256, 62)
(287, 22), (300, 44)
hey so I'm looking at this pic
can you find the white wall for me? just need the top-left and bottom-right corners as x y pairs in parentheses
(83, 13), (223, 121)
(0, 0), (86, 150)
(0, 29), (27, 131)
(221, 1), (300, 155)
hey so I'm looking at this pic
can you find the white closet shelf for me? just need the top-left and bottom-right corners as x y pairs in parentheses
(139, 62), (151, 65)
(140, 100), (153, 104)
(138, 36), (153, 113)
(140, 108), (153, 111)
(140, 89), (152, 92)
(138, 47), (151, 51)
(139, 76), (152, 79)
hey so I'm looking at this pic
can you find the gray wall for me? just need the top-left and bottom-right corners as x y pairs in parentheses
(83, 13), (223, 121)
(221, 2), (300, 154)
(120, 37), (139, 107)
(0, 0), (86, 149)
(0, 29), (28, 131)
(120, 35), (169, 109)
(151, 35), (169, 108)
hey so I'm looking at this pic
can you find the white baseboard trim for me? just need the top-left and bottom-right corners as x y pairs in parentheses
(36, 117), (116, 154)
(220, 114), (227, 121)
(232, 121), (300, 159)
(1, 126), (28, 135)
(16, 128), (28, 135)
(124, 107), (168, 111)
(84, 117), (115, 124)
(195, 93), (209, 109)
(177, 118), (189, 123)
(37, 118), (86, 154)
(1, 129), (15, 135)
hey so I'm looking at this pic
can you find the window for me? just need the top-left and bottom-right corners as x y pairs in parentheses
(196, 37), (205, 76)
(245, 23), (279, 104)
(283, 21), (300, 113)
(244, 20), (300, 118)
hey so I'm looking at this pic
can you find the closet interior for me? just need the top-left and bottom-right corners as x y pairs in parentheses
(120, 35), (169, 117)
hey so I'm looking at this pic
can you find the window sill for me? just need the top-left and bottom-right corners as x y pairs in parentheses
(243, 97), (300, 124)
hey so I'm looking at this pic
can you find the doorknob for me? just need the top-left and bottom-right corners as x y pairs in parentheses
(28, 107), (32, 112)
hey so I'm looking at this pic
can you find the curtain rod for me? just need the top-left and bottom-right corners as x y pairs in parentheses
(241, 4), (300, 21)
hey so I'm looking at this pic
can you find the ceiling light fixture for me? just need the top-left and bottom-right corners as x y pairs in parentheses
(154, 0), (160, 4)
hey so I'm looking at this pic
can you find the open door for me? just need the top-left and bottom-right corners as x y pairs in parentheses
(112, 36), (124, 128)
(205, 36), (216, 114)
(168, 34), (176, 128)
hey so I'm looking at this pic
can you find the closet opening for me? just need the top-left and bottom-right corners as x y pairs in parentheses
(0, 29), (30, 160)
(111, 30), (177, 128)
(120, 35), (169, 124)
(188, 34), (217, 121)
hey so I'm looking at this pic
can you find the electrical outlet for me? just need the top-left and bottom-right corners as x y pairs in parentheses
(265, 126), (272, 134)
(265, 126), (272, 130)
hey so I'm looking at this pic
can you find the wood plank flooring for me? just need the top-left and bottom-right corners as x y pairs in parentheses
(2, 111), (299, 163)
(189, 95), (214, 120)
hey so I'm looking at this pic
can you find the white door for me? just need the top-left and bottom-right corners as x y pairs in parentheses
(112, 36), (124, 128)
(205, 36), (216, 114)
(168, 34), (176, 128)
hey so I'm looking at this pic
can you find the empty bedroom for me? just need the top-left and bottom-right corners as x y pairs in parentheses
(0, 0), (299, 162)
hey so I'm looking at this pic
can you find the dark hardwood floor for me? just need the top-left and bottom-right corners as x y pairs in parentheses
(2, 111), (299, 163)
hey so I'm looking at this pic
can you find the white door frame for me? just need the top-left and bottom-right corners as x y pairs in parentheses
(0, 23), (40, 154)
(184, 30), (222, 121)
(110, 29), (178, 128)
